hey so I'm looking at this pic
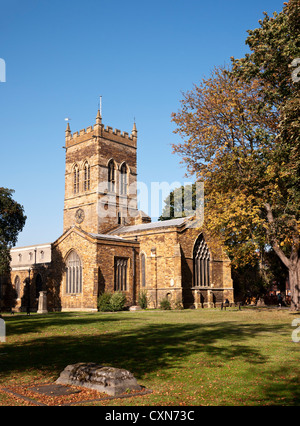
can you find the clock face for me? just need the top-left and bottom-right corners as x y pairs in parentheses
(75, 208), (85, 224)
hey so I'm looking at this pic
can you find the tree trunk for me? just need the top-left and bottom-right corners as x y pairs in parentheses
(264, 203), (300, 310)
(289, 261), (300, 310)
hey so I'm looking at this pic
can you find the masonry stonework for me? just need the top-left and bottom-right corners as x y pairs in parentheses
(5, 110), (234, 313)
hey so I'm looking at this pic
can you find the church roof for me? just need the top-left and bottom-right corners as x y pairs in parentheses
(88, 232), (126, 241)
(112, 216), (192, 235)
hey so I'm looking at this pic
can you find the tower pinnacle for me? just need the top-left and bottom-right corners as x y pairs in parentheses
(132, 122), (137, 139)
(65, 121), (71, 139)
(96, 109), (102, 125)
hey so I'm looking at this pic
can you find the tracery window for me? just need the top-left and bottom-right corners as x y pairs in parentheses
(83, 161), (90, 191)
(114, 257), (128, 291)
(193, 234), (210, 287)
(108, 160), (115, 192)
(65, 251), (82, 294)
(120, 163), (128, 195)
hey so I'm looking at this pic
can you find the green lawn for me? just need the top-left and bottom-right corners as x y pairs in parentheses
(0, 307), (299, 406)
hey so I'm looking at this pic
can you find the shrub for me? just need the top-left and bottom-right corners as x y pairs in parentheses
(160, 297), (171, 310)
(174, 301), (184, 310)
(97, 292), (112, 312)
(109, 291), (127, 312)
(138, 290), (148, 309)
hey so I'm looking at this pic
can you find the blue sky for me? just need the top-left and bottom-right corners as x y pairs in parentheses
(0, 0), (285, 247)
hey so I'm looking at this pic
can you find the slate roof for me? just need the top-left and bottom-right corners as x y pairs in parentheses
(88, 232), (126, 241)
(111, 216), (191, 235)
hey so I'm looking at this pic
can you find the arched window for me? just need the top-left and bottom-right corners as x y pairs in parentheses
(73, 164), (79, 194)
(108, 160), (115, 192)
(141, 253), (146, 288)
(14, 276), (21, 299)
(83, 161), (90, 191)
(65, 251), (82, 294)
(193, 234), (210, 287)
(35, 273), (43, 298)
(120, 163), (128, 195)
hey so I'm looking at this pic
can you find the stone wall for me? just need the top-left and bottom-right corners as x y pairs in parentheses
(63, 115), (138, 236)
(53, 228), (139, 311)
(117, 221), (234, 309)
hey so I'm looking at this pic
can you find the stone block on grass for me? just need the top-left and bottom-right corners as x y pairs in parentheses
(56, 362), (142, 396)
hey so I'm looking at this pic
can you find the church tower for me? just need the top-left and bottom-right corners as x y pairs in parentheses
(63, 110), (138, 235)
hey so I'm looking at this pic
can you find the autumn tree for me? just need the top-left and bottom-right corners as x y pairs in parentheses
(0, 188), (26, 275)
(171, 60), (299, 308)
(231, 0), (300, 308)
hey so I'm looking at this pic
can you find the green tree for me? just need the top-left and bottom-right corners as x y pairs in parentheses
(0, 188), (26, 275)
(159, 183), (197, 221)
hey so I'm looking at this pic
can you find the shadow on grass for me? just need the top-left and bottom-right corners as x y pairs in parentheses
(2, 312), (135, 337)
(256, 365), (300, 406)
(1, 316), (285, 381)
(2, 312), (300, 405)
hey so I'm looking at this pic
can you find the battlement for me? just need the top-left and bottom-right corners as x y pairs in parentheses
(71, 125), (132, 140)
(102, 125), (130, 139)
(66, 111), (137, 149)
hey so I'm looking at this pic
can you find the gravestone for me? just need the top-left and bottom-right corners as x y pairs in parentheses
(0, 318), (6, 343)
(56, 363), (142, 396)
(37, 291), (48, 314)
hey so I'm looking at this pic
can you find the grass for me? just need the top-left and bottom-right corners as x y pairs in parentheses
(0, 307), (299, 406)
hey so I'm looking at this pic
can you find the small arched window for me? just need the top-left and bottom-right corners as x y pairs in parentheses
(73, 164), (79, 194)
(141, 253), (146, 288)
(108, 160), (115, 192)
(120, 163), (128, 195)
(83, 161), (90, 191)
(14, 276), (21, 299)
(65, 250), (82, 294)
(193, 234), (210, 287)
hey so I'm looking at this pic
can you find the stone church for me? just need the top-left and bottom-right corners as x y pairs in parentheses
(6, 110), (234, 312)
